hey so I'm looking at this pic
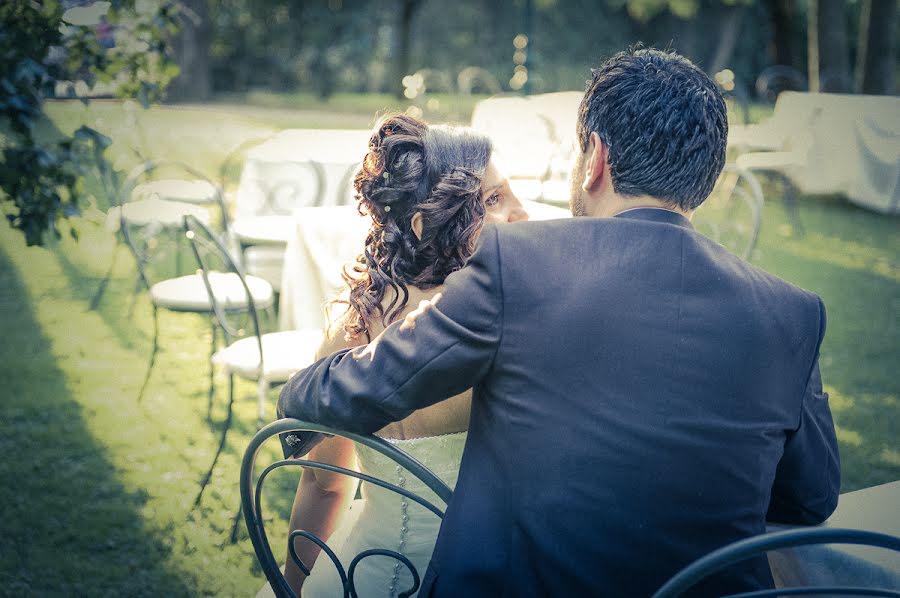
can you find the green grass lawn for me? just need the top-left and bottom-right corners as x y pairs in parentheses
(0, 97), (897, 595)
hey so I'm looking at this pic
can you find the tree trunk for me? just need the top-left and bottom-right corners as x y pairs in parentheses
(817, 0), (851, 92)
(856, 0), (898, 94)
(807, 0), (820, 91)
(766, 0), (795, 67)
(394, 0), (423, 99)
(168, 0), (211, 102)
(708, 6), (746, 75)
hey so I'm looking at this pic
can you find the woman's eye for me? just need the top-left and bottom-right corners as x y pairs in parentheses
(485, 193), (501, 207)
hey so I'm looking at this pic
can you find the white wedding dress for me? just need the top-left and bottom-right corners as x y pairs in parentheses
(278, 432), (466, 598)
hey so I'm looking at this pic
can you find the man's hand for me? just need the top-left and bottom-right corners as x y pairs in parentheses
(400, 293), (442, 332)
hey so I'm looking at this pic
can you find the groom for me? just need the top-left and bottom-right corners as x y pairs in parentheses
(277, 48), (839, 597)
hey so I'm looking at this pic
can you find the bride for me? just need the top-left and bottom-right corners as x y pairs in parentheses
(276, 113), (527, 597)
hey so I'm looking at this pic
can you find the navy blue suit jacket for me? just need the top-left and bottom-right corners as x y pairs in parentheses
(277, 208), (840, 597)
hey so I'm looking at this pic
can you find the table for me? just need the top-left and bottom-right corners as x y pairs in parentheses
(731, 92), (900, 215)
(279, 200), (571, 332)
(768, 480), (900, 588)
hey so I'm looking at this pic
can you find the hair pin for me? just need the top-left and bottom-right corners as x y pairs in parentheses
(384, 205), (391, 212)
(383, 171), (390, 181)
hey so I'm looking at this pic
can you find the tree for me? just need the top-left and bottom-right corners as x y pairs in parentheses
(0, 1), (181, 246)
(766, 0), (796, 68)
(816, 0), (852, 92)
(807, 0), (856, 93)
(855, 0), (898, 94)
(169, 0), (211, 101)
(395, 0), (425, 98)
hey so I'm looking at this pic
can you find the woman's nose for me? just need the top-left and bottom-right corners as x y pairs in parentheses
(506, 194), (529, 222)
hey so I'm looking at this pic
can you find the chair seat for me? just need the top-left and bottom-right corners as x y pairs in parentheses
(735, 151), (805, 173)
(132, 179), (219, 205)
(212, 329), (322, 381)
(106, 198), (211, 231)
(150, 272), (274, 312)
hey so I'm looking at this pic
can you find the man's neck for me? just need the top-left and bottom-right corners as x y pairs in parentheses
(588, 195), (692, 220)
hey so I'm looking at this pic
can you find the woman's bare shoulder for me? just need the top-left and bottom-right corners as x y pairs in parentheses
(316, 304), (368, 360)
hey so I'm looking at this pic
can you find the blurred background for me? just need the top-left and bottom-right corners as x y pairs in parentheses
(0, 0), (897, 595)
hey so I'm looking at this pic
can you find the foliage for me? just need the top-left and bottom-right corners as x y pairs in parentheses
(0, 0), (181, 246)
(614, 0), (756, 22)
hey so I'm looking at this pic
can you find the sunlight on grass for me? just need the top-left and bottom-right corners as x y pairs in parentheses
(775, 231), (900, 283)
(835, 426), (863, 447)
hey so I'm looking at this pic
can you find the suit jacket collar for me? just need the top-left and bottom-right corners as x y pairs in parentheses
(613, 207), (694, 230)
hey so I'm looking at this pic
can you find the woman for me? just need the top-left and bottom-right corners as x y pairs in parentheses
(280, 113), (527, 597)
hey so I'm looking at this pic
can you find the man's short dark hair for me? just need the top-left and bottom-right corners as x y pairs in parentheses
(577, 48), (728, 211)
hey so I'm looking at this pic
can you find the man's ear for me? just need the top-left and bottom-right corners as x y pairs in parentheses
(581, 132), (609, 193)
(410, 212), (424, 240)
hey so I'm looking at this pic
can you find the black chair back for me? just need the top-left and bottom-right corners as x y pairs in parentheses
(241, 419), (454, 598)
(652, 527), (900, 598)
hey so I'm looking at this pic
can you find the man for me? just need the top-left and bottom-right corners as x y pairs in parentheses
(277, 48), (840, 597)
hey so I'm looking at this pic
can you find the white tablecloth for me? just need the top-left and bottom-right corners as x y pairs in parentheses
(732, 93), (900, 214)
(279, 200), (571, 332)
(769, 480), (900, 588)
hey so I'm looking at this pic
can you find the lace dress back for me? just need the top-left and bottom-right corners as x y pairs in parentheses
(302, 432), (466, 598)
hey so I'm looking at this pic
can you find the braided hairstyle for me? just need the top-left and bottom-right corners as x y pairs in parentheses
(340, 113), (492, 339)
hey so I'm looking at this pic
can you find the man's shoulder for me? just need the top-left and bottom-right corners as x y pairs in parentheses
(683, 230), (825, 337)
(695, 231), (821, 306)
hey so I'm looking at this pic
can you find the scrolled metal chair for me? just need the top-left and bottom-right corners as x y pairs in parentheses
(241, 419), (453, 598)
(97, 159), (232, 402)
(652, 527), (900, 598)
(693, 163), (764, 261)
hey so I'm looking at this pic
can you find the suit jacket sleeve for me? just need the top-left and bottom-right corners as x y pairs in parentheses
(767, 297), (841, 525)
(276, 225), (503, 457)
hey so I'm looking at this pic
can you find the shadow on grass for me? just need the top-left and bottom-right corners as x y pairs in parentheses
(0, 245), (194, 596)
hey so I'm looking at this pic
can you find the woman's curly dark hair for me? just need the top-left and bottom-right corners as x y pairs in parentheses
(339, 113), (492, 339)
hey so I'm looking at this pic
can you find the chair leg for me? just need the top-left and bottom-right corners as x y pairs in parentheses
(89, 242), (120, 311)
(266, 301), (278, 332)
(126, 273), (142, 319)
(207, 319), (217, 421)
(191, 372), (235, 512)
(779, 173), (805, 238)
(137, 303), (159, 404)
(228, 502), (243, 544)
(257, 377), (268, 424)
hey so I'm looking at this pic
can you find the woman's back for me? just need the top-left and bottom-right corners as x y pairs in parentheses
(301, 432), (466, 597)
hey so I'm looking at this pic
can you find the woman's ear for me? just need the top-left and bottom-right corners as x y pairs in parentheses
(410, 212), (424, 240)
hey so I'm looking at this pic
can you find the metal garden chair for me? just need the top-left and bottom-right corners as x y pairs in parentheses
(693, 163), (764, 261)
(183, 216), (321, 508)
(241, 419), (453, 598)
(99, 159), (243, 402)
(228, 143), (328, 293)
(652, 527), (900, 598)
